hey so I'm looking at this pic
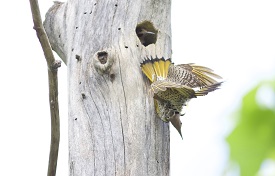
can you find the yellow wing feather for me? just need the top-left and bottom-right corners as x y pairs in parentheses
(164, 59), (171, 78)
(158, 58), (165, 78)
(141, 61), (155, 82)
(153, 60), (161, 78)
(140, 57), (171, 82)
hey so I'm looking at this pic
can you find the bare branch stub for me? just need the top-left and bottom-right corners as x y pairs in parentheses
(51, 60), (62, 71)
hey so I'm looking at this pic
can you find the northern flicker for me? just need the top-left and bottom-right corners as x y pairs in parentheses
(136, 28), (156, 46)
(140, 57), (222, 137)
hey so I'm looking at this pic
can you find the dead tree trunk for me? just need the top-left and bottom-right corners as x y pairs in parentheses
(44, 0), (171, 175)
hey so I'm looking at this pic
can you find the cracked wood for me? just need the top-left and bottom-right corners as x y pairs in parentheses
(44, 0), (171, 175)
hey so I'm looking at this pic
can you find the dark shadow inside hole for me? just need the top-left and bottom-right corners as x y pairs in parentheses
(75, 54), (81, 61)
(136, 21), (158, 47)
(97, 51), (108, 64)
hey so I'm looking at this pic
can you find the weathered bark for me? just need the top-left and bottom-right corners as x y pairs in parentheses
(44, 0), (171, 175)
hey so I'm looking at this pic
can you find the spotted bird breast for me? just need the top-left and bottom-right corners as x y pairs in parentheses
(156, 88), (189, 113)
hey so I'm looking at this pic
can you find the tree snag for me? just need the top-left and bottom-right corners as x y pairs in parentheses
(44, 0), (171, 175)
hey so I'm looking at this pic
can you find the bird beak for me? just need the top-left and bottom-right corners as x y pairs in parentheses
(145, 31), (155, 35)
(169, 113), (183, 139)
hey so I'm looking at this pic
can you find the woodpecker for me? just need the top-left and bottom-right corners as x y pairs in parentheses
(141, 57), (222, 137)
(136, 27), (156, 46)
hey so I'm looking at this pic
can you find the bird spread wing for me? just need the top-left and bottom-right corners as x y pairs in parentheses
(151, 80), (196, 98)
(168, 63), (222, 88)
(194, 82), (223, 96)
(151, 79), (222, 98)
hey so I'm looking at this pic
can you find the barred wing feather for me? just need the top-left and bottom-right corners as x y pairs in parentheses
(151, 80), (196, 98)
(175, 64), (222, 87)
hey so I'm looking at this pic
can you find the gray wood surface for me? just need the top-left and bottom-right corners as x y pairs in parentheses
(44, 0), (172, 175)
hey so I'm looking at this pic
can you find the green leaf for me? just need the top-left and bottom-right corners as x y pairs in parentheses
(226, 81), (275, 176)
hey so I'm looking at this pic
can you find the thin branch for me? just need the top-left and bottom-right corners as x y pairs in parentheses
(29, 0), (61, 176)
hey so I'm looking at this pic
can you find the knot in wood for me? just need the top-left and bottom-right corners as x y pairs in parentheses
(93, 50), (114, 75)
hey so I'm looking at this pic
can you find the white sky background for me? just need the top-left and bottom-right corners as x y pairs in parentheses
(0, 1), (275, 176)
